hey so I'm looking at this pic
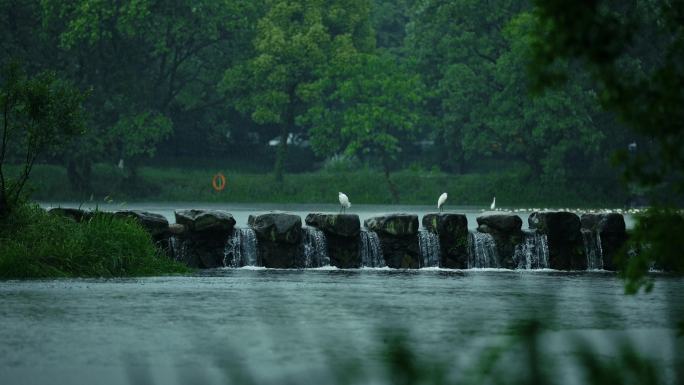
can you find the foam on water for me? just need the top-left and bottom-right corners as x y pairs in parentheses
(224, 227), (259, 267)
(514, 230), (550, 269)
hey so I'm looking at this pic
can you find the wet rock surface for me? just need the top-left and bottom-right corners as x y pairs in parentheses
(423, 213), (468, 268)
(306, 213), (360, 268)
(580, 213), (627, 270)
(114, 210), (169, 239)
(248, 213), (302, 268)
(170, 209), (236, 268)
(365, 214), (420, 268)
(305, 213), (360, 237)
(175, 209), (236, 233)
(476, 212), (523, 268)
(364, 214), (419, 236)
(529, 211), (586, 270)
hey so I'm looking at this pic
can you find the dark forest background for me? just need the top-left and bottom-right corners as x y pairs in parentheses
(1, 0), (665, 205)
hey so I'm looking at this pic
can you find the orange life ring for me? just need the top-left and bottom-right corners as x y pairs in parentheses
(212, 173), (226, 191)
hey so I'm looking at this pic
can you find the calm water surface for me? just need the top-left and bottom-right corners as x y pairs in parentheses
(0, 270), (681, 384)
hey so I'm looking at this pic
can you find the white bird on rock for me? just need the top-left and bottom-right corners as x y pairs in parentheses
(490, 196), (496, 210)
(339, 192), (351, 213)
(438, 192), (448, 212)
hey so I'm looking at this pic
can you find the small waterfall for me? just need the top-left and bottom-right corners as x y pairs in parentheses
(581, 229), (604, 270)
(302, 227), (330, 268)
(514, 230), (550, 269)
(224, 228), (258, 267)
(359, 230), (385, 267)
(169, 236), (188, 262)
(467, 231), (499, 268)
(418, 229), (441, 267)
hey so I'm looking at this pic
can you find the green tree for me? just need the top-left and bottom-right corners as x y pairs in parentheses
(527, 0), (684, 288)
(40, 0), (257, 191)
(407, 0), (621, 188)
(222, 0), (374, 182)
(0, 62), (85, 217)
(303, 49), (423, 202)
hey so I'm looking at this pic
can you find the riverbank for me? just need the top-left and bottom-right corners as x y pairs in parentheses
(0, 204), (188, 279)
(10, 163), (629, 208)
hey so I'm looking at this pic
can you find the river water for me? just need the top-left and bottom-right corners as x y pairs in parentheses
(1, 270), (681, 385)
(39, 202), (637, 229)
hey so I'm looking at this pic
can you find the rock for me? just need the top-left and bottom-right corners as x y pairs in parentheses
(248, 212), (302, 268)
(174, 209), (236, 233)
(476, 212), (523, 268)
(580, 213), (627, 270)
(529, 211), (585, 270)
(364, 214), (419, 236)
(171, 209), (236, 269)
(168, 223), (186, 235)
(365, 214), (420, 268)
(48, 207), (92, 222)
(248, 213), (302, 243)
(305, 213), (360, 268)
(422, 213), (468, 268)
(305, 213), (360, 237)
(476, 212), (523, 232)
(114, 210), (168, 238)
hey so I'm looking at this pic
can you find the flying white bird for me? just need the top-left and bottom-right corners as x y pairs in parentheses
(490, 196), (496, 210)
(338, 192), (351, 213)
(437, 192), (448, 212)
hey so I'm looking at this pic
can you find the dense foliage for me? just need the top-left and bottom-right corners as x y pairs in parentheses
(526, 0), (684, 289)
(0, 0), (639, 203)
(0, 204), (187, 278)
(0, 62), (85, 217)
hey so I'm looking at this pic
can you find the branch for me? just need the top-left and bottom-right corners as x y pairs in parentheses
(472, 47), (498, 64)
(0, 84), (14, 195)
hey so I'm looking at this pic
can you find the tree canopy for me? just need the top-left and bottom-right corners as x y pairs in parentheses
(0, 0), (670, 205)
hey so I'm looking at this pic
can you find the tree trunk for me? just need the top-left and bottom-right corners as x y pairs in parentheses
(0, 190), (8, 219)
(274, 101), (295, 184)
(383, 157), (400, 203)
(273, 125), (288, 184)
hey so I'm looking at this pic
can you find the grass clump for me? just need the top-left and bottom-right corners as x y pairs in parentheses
(0, 204), (188, 278)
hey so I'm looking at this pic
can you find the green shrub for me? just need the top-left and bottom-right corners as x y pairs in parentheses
(0, 204), (188, 278)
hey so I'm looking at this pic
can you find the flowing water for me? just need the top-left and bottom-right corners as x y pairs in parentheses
(582, 229), (604, 270)
(224, 228), (258, 267)
(302, 227), (329, 268)
(418, 229), (441, 267)
(0, 271), (682, 385)
(468, 231), (499, 268)
(514, 230), (550, 269)
(359, 230), (384, 267)
(168, 236), (188, 262)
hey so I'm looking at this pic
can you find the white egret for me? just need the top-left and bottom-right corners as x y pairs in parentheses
(437, 192), (448, 213)
(338, 192), (351, 213)
(490, 196), (496, 210)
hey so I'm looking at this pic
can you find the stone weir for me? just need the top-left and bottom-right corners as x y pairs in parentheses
(476, 212), (524, 268)
(529, 211), (586, 270)
(364, 214), (420, 268)
(580, 213), (627, 270)
(48, 208), (630, 270)
(422, 213), (469, 268)
(305, 213), (361, 268)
